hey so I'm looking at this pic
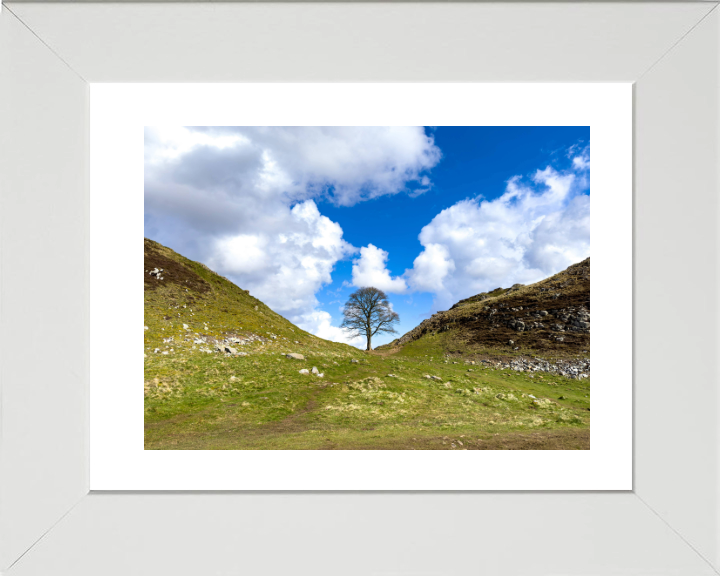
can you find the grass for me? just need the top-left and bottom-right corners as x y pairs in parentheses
(144, 336), (590, 450)
(144, 239), (590, 450)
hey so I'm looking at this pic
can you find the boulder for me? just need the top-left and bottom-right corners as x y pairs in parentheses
(286, 353), (305, 360)
(216, 344), (238, 355)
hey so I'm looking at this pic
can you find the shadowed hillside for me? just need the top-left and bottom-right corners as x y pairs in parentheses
(384, 258), (590, 358)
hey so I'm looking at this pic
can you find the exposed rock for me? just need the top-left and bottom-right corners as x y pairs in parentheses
(216, 344), (238, 355)
(533, 398), (554, 408)
(286, 353), (305, 360)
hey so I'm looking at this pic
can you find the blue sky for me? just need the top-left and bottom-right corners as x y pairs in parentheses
(145, 127), (590, 348)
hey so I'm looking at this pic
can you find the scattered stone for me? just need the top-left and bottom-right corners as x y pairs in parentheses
(299, 369), (310, 375)
(508, 340), (514, 345)
(311, 367), (319, 375)
(154, 348), (160, 354)
(144, 326), (149, 331)
(254, 306), (259, 311)
(183, 324), (189, 330)
(533, 398), (553, 408)
(351, 359), (359, 364)
(317, 373), (324, 378)
(387, 374), (398, 378)
(286, 353), (305, 360)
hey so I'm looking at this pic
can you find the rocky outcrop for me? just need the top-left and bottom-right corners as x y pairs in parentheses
(390, 258), (590, 354)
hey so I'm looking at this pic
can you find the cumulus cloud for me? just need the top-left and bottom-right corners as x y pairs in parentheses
(145, 126), (439, 338)
(208, 200), (354, 320)
(296, 310), (365, 347)
(351, 244), (408, 294)
(405, 155), (590, 311)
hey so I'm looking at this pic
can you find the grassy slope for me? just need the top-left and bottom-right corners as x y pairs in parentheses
(144, 240), (590, 450)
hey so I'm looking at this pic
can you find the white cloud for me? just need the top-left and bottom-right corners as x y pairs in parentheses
(208, 200), (354, 321)
(145, 126), (440, 343)
(568, 143), (590, 171)
(407, 243), (455, 293)
(351, 244), (408, 294)
(405, 158), (590, 311)
(296, 310), (365, 348)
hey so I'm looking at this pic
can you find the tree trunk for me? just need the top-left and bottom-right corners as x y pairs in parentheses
(366, 333), (372, 351)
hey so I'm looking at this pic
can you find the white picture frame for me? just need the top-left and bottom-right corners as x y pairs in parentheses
(1, 2), (718, 574)
(90, 83), (631, 491)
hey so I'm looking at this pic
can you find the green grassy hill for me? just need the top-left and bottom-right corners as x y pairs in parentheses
(144, 238), (590, 450)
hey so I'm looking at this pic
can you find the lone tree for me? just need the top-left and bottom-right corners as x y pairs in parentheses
(340, 287), (400, 351)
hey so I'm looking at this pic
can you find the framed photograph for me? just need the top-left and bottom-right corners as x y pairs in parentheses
(1, 2), (718, 574)
(90, 83), (630, 491)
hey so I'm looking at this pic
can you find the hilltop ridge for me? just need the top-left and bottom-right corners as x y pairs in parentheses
(384, 258), (590, 356)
